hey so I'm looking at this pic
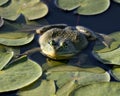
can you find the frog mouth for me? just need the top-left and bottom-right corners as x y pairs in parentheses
(45, 52), (75, 60)
(41, 47), (77, 59)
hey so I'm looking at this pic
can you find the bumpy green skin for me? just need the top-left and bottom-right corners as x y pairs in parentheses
(39, 26), (88, 59)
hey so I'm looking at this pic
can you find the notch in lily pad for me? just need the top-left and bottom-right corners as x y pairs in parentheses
(0, 45), (14, 70)
(17, 80), (56, 96)
(0, 0), (9, 6)
(93, 31), (120, 65)
(113, 0), (120, 3)
(0, 21), (35, 46)
(55, 0), (110, 15)
(0, 56), (42, 92)
(0, 17), (4, 27)
(46, 65), (110, 88)
(110, 66), (120, 81)
(72, 82), (120, 96)
(0, 0), (48, 21)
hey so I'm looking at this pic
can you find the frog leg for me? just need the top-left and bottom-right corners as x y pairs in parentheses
(36, 24), (67, 34)
(76, 25), (115, 47)
(19, 24), (67, 35)
(16, 47), (41, 58)
(95, 33), (115, 48)
(76, 26), (97, 40)
(6, 47), (41, 67)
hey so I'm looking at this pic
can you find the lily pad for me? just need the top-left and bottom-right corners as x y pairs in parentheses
(93, 47), (120, 65)
(18, 80), (56, 96)
(0, 31), (34, 46)
(0, 21), (35, 46)
(42, 58), (67, 71)
(0, 0), (48, 21)
(0, 17), (4, 27)
(0, 0), (9, 6)
(0, 56), (42, 92)
(0, 45), (14, 70)
(110, 66), (120, 81)
(46, 65), (110, 88)
(93, 32), (120, 65)
(93, 32), (120, 53)
(56, 80), (77, 96)
(113, 0), (120, 3)
(55, 0), (110, 15)
(72, 82), (120, 96)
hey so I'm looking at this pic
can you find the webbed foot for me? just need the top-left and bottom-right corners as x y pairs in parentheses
(36, 24), (67, 34)
(76, 26), (97, 40)
(76, 25), (115, 48)
(95, 33), (115, 48)
(15, 47), (41, 58)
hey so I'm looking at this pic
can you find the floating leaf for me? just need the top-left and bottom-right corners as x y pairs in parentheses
(110, 66), (120, 81)
(11, 47), (20, 57)
(0, 21), (34, 46)
(93, 32), (120, 53)
(55, 0), (110, 15)
(56, 80), (77, 96)
(0, 17), (4, 27)
(0, 56), (42, 92)
(0, 31), (34, 46)
(72, 82), (120, 96)
(0, 45), (14, 70)
(55, 0), (83, 10)
(18, 80), (56, 96)
(76, 0), (110, 15)
(42, 58), (67, 71)
(93, 32), (120, 65)
(46, 65), (110, 88)
(0, 0), (9, 6)
(22, 2), (48, 20)
(113, 0), (120, 3)
(93, 47), (120, 65)
(0, 0), (48, 21)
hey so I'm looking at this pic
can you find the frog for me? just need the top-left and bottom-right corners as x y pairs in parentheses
(19, 24), (114, 60)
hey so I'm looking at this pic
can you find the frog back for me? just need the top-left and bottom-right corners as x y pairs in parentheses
(40, 27), (88, 52)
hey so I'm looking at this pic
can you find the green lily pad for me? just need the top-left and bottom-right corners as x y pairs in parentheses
(110, 66), (120, 81)
(0, 17), (4, 27)
(55, 0), (110, 15)
(0, 0), (9, 6)
(93, 32), (120, 53)
(56, 80), (77, 96)
(18, 80), (56, 96)
(0, 45), (14, 70)
(42, 58), (67, 71)
(0, 31), (34, 46)
(46, 65), (110, 88)
(93, 47), (120, 65)
(0, 0), (48, 21)
(113, 0), (120, 3)
(11, 47), (20, 57)
(72, 82), (120, 96)
(93, 32), (120, 65)
(0, 21), (35, 46)
(0, 56), (42, 92)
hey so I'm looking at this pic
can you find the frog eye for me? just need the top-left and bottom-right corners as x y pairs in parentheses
(62, 42), (68, 48)
(48, 40), (56, 46)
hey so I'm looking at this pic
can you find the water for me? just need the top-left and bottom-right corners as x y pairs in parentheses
(0, 0), (120, 95)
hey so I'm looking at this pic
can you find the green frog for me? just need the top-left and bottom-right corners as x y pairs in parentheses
(20, 24), (113, 60)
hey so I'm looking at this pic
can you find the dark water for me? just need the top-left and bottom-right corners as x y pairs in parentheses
(0, 0), (120, 96)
